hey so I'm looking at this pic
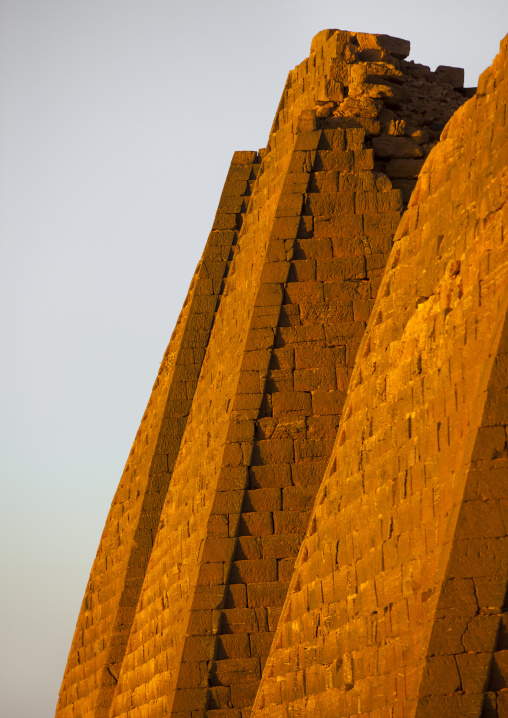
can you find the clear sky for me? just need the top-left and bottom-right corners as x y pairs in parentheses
(0, 1), (506, 716)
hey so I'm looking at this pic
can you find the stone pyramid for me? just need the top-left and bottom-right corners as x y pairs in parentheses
(56, 29), (508, 718)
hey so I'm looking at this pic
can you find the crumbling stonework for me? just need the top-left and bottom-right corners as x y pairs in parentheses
(57, 28), (508, 718)
(252, 33), (508, 718)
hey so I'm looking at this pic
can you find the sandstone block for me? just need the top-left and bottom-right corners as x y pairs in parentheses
(230, 682), (260, 708)
(201, 537), (237, 563)
(234, 537), (262, 561)
(414, 695), (485, 718)
(353, 148), (375, 169)
(356, 33), (410, 60)
(291, 462), (327, 487)
(231, 151), (257, 165)
(283, 172), (310, 193)
(339, 170), (376, 191)
(317, 129), (346, 152)
(461, 614), (500, 652)
(226, 165), (252, 182)
(229, 559), (278, 584)
(244, 328), (274, 351)
(293, 367), (337, 392)
(243, 489), (282, 512)
(309, 170), (340, 193)
(238, 512), (273, 537)
(490, 651), (508, 691)
(282, 487), (315, 512)
(247, 581), (289, 607)
(222, 442), (243, 467)
(261, 534), (301, 559)
(196, 565), (225, 590)
(364, 210), (400, 236)
(284, 281), (324, 304)
(260, 261), (290, 283)
(202, 260), (228, 278)
(294, 130), (321, 151)
(224, 584), (247, 609)
(187, 610), (212, 636)
(297, 110), (317, 131)
(455, 652), (491, 692)
(278, 557), (296, 581)
(316, 257), (366, 281)
(211, 491), (245, 516)
(294, 238), (332, 259)
(208, 514), (229, 536)
(220, 608), (258, 634)
(272, 392), (312, 416)
(376, 189), (403, 212)
(172, 687), (209, 712)
(265, 238), (286, 262)
(207, 230), (237, 247)
(177, 660), (207, 689)
(182, 636), (217, 663)
(227, 420), (255, 443)
(249, 632), (275, 658)
(288, 259), (316, 282)
(313, 150), (354, 172)
(209, 686), (232, 710)
(455, 499), (506, 538)
(264, 369), (294, 393)
(217, 634), (251, 660)
(473, 576), (507, 612)
(208, 710), (242, 718)
(304, 192), (355, 217)
(447, 538), (508, 578)
(249, 464), (292, 488)
(294, 437), (332, 461)
(218, 197), (244, 213)
(217, 467), (249, 491)
(221, 180), (249, 197)
(256, 283), (284, 307)
(275, 193), (304, 217)
(372, 136), (424, 159)
(273, 511), (311, 535)
(241, 349), (271, 371)
(211, 658), (261, 686)
(250, 439), (294, 465)
(288, 151), (315, 173)
(435, 65), (464, 88)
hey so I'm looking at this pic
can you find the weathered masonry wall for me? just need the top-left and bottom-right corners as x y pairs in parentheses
(160, 126), (401, 718)
(103, 28), (467, 718)
(252, 34), (508, 718)
(106, 46), (403, 718)
(56, 152), (260, 718)
(57, 27), (485, 718)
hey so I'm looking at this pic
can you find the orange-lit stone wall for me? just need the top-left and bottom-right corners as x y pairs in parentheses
(55, 26), (500, 718)
(252, 33), (508, 718)
(106, 37), (406, 717)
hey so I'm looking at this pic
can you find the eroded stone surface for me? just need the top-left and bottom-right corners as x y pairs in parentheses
(56, 28), (507, 718)
(252, 31), (508, 718)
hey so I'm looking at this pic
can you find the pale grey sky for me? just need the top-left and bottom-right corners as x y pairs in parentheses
(0, 1), (506, 716)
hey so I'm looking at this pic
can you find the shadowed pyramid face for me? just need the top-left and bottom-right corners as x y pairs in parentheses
(56, 28), (508, 718)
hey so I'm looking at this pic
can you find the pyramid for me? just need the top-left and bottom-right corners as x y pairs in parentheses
(57, 29), (508, 718)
